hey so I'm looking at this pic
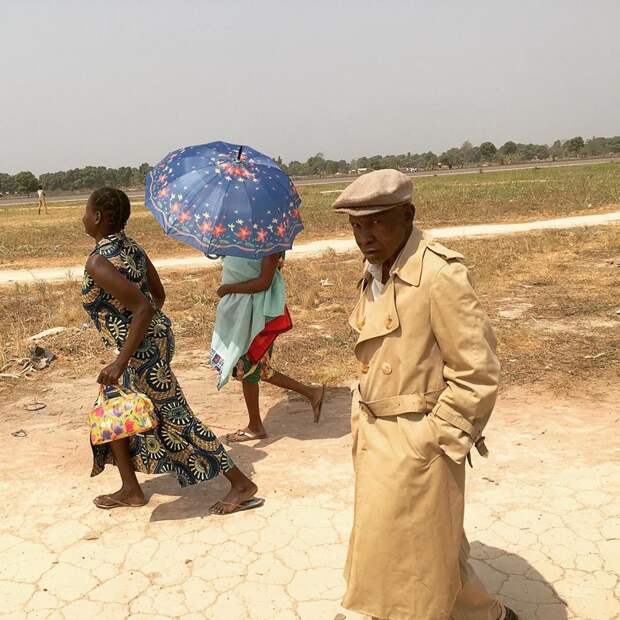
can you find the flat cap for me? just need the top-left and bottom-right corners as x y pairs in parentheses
(332, 169), (412, 216)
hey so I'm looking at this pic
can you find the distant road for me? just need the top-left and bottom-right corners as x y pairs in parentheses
(0, 157), (615, 207)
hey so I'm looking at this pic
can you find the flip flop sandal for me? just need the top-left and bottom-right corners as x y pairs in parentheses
(23, 402), (46, 411)
(225, 430), (267, 443)
(93, 495), (148, 510)
(313, 384), (326, 423)
(209, 497), (265, 515)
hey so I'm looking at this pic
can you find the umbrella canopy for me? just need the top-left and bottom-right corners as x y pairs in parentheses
(145, 141), (303, 259)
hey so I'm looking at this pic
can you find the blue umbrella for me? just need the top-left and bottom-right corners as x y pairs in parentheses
(145, 141), (303, 259)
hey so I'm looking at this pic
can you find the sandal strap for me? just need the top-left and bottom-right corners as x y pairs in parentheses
(228, 430), (263, 440)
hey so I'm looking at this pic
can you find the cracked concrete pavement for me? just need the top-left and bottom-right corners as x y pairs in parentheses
(1, 364), (619, 619)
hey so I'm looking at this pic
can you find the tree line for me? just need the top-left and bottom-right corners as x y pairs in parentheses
(283, 135), (620, 175)
(0, 164), (151, 195)
(1, 136), (619, 195)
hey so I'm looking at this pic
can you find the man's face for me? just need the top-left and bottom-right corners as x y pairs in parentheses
(349, 205), (414, 264)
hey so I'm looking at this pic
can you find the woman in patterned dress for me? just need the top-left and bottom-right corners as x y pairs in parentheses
(82, 187), (259, 514)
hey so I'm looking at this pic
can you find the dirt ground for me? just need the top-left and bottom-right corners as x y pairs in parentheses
(1, 359), (619, 620)
(1, 192), (619, 617)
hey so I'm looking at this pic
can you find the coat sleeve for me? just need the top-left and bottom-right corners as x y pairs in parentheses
(428, 260), (500, 464)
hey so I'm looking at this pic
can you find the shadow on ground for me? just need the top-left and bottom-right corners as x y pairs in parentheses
(253, 386), (352, 448)
(472, 542), (568, 619)
(143, 441), (268, 522)
(143, 386), (352, 522)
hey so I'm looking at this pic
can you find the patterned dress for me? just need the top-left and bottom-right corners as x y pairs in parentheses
(82, 232), (234, 487)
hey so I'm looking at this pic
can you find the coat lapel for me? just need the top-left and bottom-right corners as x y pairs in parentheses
(391, 227), (427, 287)
(357, 278), (400, 345)
(349, 227), (430, 352)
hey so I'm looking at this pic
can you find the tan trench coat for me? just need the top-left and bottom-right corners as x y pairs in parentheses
(343, 227), (501, 620)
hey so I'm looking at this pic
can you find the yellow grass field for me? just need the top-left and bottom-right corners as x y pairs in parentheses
(1, 162), (618, 270)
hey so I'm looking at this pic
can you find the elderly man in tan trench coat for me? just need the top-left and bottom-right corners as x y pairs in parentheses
(333, 170), (518, 620)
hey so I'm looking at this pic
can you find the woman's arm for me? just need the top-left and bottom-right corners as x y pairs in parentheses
(217, 254), (280, 298)
(145, 253), (166, 309)
(86, 254), (155, 385)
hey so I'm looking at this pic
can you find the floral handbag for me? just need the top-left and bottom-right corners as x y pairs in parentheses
(89, 385), (157, 445)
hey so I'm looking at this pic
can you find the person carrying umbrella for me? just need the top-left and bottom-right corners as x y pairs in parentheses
(146, 142), (325, 443)
(212, 248), (325, 442)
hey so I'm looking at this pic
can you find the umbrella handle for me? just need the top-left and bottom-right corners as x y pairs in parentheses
(205, 254), (220, 261)
(236, 145), (243, 160)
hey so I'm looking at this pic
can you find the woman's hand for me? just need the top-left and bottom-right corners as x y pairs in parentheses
(217, 284), (233, 298)
(97, 359), (127, 386)
(216, 255), (280, 296)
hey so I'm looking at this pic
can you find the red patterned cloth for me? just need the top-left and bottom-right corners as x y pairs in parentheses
(247, 306), (293, 364)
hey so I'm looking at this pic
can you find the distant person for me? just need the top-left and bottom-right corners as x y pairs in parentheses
(37, 185), (48, 215)
(81, 187), (261, 514)
(333, 170), (518, 620)
(210, 253), (325, 442)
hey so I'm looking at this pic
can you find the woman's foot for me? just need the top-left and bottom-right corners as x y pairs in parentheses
(310, 384), (326, 423)
(93, 487), (146, 509)
(225, 427), (267, 443)
(210, 479), (259, 515)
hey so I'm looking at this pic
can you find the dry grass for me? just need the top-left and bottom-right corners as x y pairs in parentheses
(1, 225), (618, 397)
(0, 204), (192, 270)
(450, 226), (620, 389)
(295, 161), (620, 237)
(1, 162), (618, 269)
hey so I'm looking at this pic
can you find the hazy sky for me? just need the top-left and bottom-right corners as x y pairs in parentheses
(2, 0), (619, 174)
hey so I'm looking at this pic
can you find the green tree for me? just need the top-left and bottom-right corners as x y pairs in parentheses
(368, 155), (384, 170)
(116, 166), (133, 187)
(439, 148), (464, 168)
(518, 144), (538, 161)
(468, 146), (482, 163)
(459, 141), (475, 164)
(607, 136), (620, 154)
(565, 136), (584, 155)
(138, 163), (151, 183)
(13, 171), (39, 193)
(549, 140), (564, 160)
(583, 137), (608, 157)
(324, 159), (339, 175)
(306, 153), (326, 175)
(0, 173), (15, 193)
(500, 141), (518, 157)
(479, 142), (497, 161)
(421, 152), (438, 169)
(286, 161), (305, 175)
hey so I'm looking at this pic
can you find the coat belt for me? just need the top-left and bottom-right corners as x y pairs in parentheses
(358, 393), (428, 418)
(358, 391), (490, 460)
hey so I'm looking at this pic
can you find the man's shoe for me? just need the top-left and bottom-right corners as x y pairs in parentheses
(505, 608), (519, 620)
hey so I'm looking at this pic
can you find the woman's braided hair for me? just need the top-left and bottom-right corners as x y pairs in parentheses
(89, 187), (131, 230)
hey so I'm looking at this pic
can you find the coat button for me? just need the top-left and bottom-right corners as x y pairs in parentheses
(385, 316), (394, 329)
(360, 362), (369, 374)
(357, 319), (365, 330)
(382, 363), (392, 375)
